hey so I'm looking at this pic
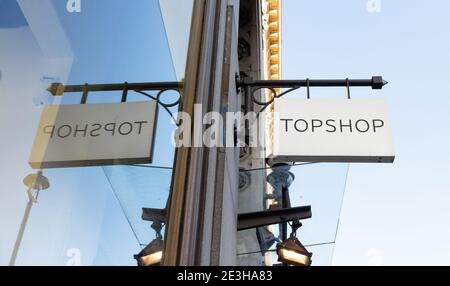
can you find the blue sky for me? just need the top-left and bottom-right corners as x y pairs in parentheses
(283, 0), (450, 265)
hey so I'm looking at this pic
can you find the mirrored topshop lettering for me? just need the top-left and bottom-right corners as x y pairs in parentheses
(43, 121), (149, 138)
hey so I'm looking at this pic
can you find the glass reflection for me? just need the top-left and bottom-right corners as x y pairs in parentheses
(237, 163), (349, 266)
(0, 0), (192, 265)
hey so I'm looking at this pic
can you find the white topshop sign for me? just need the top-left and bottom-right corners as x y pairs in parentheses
(269, 98), (395, 163)
(29, 101), (157, 169)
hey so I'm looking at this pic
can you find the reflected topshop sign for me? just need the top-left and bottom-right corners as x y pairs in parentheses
(269, 98), (395, 163)
(29, 101), (157, 169)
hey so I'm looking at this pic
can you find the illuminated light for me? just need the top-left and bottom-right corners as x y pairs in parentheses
(276, 236), (312, 266)
(134, 238), (164, 266)
(139, 251), (163, 266)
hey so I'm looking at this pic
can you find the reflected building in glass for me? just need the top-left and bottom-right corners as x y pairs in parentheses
(0, 0), (347, 266)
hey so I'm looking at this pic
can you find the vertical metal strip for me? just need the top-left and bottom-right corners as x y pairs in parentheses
(194, 0), (223, 265)
(210, 5), (234, 266)
(163, 0), (206, 266)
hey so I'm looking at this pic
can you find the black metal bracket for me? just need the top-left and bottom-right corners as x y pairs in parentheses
(236, 76), (388, 113)
(142, 208), (166, 239)
(236, 205), (312, 231)
(47, 81), (184, 125)
(142, 205), (312, 232)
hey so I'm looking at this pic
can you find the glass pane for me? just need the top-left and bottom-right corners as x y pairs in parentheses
(159, 0), (194, 81)
(0, 0), (192, 266)
(103, 165), (172, 247)
(237, 163), (348, 265)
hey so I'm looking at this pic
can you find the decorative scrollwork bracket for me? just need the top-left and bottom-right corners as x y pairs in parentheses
(236, 76), (388, 114)
(47, 81), (184, 125)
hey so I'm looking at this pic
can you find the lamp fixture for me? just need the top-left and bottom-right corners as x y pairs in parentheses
(276, 221), (312, 266)
(134, 220), (164, 266)
(134, 237), (164, 266)
(276, 235), (312, 266)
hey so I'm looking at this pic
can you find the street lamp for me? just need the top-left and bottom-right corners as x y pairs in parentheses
(135, 237), (164, 266)
(9, 170), (49, 266)
(276, 221), (312, 266)
(276, 235), (312, 266)
(135, 219), (164, 266)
